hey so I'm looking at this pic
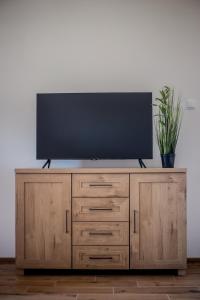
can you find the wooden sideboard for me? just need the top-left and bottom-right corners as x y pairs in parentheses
(15, 168), (186, 275)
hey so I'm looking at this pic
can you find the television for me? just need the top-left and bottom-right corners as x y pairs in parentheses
(36, 93), (152, 160)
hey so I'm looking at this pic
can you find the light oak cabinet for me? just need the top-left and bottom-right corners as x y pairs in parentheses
(72, 174), (129, 198)
(71, 172), (130, 269)
(16, 174), (71, 269)
(130, 173), (186, 270)
(72, 197), (129, 222)
(73, 246), (129, 269)
(15, 168), (186, 274)
(73, 222), (129, 246)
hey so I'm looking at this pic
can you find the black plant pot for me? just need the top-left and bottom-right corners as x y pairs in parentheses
(161, 153), (175, 168)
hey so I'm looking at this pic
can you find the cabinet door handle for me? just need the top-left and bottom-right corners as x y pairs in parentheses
(133, 210), (138, 233)
(89, 256), (113, 260)
(89, 183), (113, 187)
(89, 232), (113, 236)
(89, 207), (113, 211)
(65, 210), (69, 233)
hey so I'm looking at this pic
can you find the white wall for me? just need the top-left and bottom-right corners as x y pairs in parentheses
(0, 0), (200, 257)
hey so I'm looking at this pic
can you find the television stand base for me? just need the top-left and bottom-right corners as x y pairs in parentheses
(138, 159), (146, 168)
(42, 159), (51, 169)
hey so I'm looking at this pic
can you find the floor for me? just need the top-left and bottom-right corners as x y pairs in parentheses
(0, 262), (200, 300)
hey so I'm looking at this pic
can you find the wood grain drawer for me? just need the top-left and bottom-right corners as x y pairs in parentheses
(72, 198), (129, 221)
(72, 174), (129, 197)
(73, 222), (129, 246)
(73, 246), (129, 269)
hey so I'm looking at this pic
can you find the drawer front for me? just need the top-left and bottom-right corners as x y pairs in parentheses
(73, 222), (129, 245)
(73, 246), (129, 269)
(72, 174), (129, 197)
(72, 198), (129, 221)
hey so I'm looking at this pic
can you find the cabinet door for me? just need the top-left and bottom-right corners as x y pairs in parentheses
(130, 173), (186, 269)
(16, 174), (71, 268)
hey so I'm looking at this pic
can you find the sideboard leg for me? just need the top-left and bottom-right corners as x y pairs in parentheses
(177, 269), (186, 276)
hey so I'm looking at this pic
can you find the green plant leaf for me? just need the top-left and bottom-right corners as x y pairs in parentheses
(154, 86), (182, 155)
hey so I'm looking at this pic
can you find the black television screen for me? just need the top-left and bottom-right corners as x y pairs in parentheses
(36, 93), (152, 159)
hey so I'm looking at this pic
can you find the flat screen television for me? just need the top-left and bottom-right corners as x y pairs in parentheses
(36, 92), (152, 160)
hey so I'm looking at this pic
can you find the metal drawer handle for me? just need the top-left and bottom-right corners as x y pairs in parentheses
(89, 256), (113, 260)
(66, 210), (69, 233)
(89, 232), (113, 236)
(89, 183), (113, 187)
(89, 207), (113, 211)
(133, 210), (139, 234)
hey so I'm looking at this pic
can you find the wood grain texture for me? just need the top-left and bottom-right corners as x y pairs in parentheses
(73, 246), (129, 269)
(0, 262), (199, 298)
(72, 197), (129, 221)
(72, 174), (129, 197)
(16, 174), (71, 269)
(72, 222), (129, 246)
(15, 168), (186, 174)
(130, 173), (186, 270)
(78, 295), (169, 300)
(15, 168), (187, 272)
(114, 286), (200, 294)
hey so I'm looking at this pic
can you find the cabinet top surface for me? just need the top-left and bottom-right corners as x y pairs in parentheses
(15, 168), (186, 174)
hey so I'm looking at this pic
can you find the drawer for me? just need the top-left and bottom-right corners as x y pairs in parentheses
(73, 246), (129, 269)
(73, 222), (129, 246)
(72, 197), (129, 221)
(72, 174), (129, 197)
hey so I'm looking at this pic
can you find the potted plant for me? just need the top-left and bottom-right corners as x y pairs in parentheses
(154, 86), (182, 168)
